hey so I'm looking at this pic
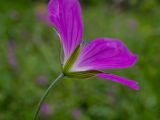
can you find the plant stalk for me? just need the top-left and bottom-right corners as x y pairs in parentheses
(33, 73), (64, 120)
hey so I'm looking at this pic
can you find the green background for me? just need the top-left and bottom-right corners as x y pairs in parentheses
(0, 0), (160, 120)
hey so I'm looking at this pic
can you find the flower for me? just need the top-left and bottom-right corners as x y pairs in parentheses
(7, 40), (18, 70)
(48, 0), (139, 90)
(128, 19), (139, 30)
(35, 3), (52, 26)
(40, 103), (53, 117)
(36, 75), (48, 86)
(72, 108), (81, 119)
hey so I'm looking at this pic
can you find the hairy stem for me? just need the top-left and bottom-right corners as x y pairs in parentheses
(33, 73), (64, 120)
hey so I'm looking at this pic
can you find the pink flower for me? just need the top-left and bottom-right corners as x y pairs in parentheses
(36, 75), (48, 86)
(128, 19), (139, 30)
(48, 0), (139, 90)
(72, 108), (81, 119)
(40, 103), (53, 117)
(7, 41), (18, 70)
(35, 3), (52, 26)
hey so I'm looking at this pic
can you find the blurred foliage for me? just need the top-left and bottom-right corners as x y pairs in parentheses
(81, 0), (160, 12)
(0, 0), (160, 120)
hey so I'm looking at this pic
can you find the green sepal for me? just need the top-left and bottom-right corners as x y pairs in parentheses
(63, 45), (81, 72)
(64, 70), (102, 79)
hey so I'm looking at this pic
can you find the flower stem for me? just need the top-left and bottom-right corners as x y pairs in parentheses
(33, 73), (64, 120)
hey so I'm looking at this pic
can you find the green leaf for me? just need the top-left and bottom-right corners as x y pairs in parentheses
(63, 45), (81, 72)
(65, 70), (102, 79)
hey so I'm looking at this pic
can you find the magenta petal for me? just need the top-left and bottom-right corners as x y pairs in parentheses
(97, 73), (140, 90)
(71, 38), (138, 71)
(48, 0), (84, 63)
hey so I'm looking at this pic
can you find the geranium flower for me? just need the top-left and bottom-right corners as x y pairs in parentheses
(48, 0), (139, 90)
(33, 0), (139, 119)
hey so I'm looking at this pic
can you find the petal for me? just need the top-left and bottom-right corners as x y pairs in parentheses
(97, 73), (140, 90)
(48, 0), (84, 63)
(71, 38), (138, 71)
